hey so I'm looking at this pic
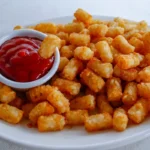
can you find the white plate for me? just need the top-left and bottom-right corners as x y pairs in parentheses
(0, 16), (150, 150)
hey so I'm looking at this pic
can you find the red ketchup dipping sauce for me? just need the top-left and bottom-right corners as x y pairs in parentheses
(0, 37), (54, 82)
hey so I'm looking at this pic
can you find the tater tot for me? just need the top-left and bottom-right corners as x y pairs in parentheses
(80, 28), (90, 34)
(13, 25), (22, 30)
(99, 37), (113, 45)
(74, 46), (94, 60)
(57, 24), (65, 32)
(57, 57), (69, 72)
(106, 77), (122, 101)
(112, 35), (135, 54)
(85, 113), (112, 132)
(29, 102), (54, 125)
(91, 37), (113, 45)
(88, 24), (108, 37)
(74, 8), (92, 24)
(88, 43), (97, 53)
(69, 33), (90, 46)
(137, 82), (150, 98)
(106, 27), (124, 38)
(129, 37), (144, 53)
(0, 104), (23, 124)
(137, 20), (148, 31)
(90, 19), (107, 25)
(80, 68), (105, 93)
(116, 52), (143, 69)
(113, 108), (128, 131)
(113, 65), (138, 81)
(38, 35), (61, 59)
(137, 66), (150, 82)
(65, 110), (88, 125)
(38, 114), (65, 132)
(95, 41), (113, 63)
(122, 82), (137, 105)
(27, 85), (52, 103)
(22, 103), (36, 118)
(131, 32), (143, 40)
(124, 29), (139, 40)
(47, 87), (70, 113)
(64, 22), (85, 33)
(61, 58), (84, 80)
(52, 78), (81, 95)
(60, 45), (75, 59)
(143, 32), (150, 53)
(87, 57), (113, 78)
(110, 46), (120, 63)
(97, 95), (113, 114)
(35, 22), (57, 34)
(0, 85), (16, 103)
(107, 21), (118, 27)
(128, 98), (148, 123)
(56, 32), (69, 43)
(70, 95), (95, 110)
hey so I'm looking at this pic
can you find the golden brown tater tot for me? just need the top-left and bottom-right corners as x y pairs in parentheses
(57, 57), (69, 72)
(106, 77), (122, 101)
(112, 35), (135, 54)
(64, 22), (85, 33)
(85, 113), (112, 132)
(38, 114), (65, 132)
(74, 8), (92, 24)
(88, 24), (108, 37)
(116, 52), (143, 69)
(95, 41), (113, 63)
(137, 82), (150, 98)
(113, 65), (138, 81)
(38, 35), (61, 59)
(35, 22), (57, 33)
(87, 57), (113, 78)
(80, 68), (105, 93)
(0, 104), (23, 124)
(29, 102), (54, 125)
(113, 108), (128, 131)
(47, 87), (70, 114)
(61, 58), (84, 80)
(137, 66), (150, 82)
(69, 33), (90, 46)
(70, 95), (95, 110)
(74, 46), (94, 60)
(106, 27), (124, 38)
(122, 82), (137, 105)
(52, 78), (81, 95)
(27, 85), (52, 103)
(65, 110), (88, 125)
(128, 98), (148, 123)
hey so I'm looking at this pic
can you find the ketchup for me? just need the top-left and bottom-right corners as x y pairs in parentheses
(0, 37), (54, 82)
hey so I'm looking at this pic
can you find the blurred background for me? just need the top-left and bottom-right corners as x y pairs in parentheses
(0, 0), (150, 150)
(1, 0), (150, 36)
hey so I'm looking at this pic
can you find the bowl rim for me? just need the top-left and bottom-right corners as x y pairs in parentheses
(0, 29), (60, 89)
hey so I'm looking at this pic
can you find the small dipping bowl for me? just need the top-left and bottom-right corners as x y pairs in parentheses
(0, 29), (60, 90)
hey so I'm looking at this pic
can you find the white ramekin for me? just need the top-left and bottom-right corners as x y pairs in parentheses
(0, 29), (60, 90)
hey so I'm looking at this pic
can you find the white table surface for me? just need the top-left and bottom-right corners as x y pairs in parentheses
(0, 0), (150, 149)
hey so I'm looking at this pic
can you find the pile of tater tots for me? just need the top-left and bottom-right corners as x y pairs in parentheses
(1, 8), (150, 132)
